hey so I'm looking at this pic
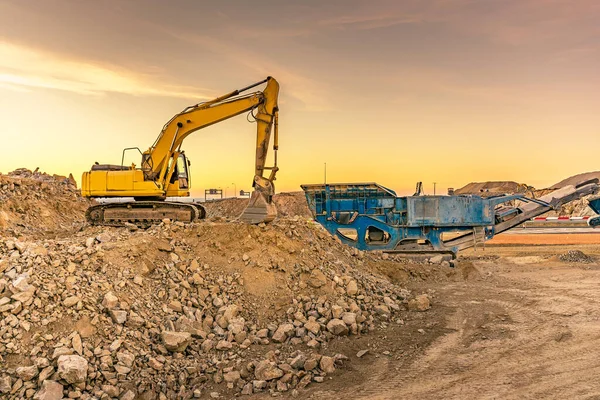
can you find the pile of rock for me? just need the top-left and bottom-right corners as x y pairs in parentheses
(0, 168), (89, 237)
(0, 217), (423, 399)
(559, 250), (594, 264)
(203, 191), (312, 221)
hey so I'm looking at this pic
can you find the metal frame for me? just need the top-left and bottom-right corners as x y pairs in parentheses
(302, 181), (598, 257)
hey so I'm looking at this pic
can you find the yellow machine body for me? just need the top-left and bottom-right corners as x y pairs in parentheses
(81, 77), (280, 225)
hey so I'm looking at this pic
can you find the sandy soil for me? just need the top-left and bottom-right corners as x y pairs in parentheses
(487, 233), (600, 245)
(268, 243), (600, 399)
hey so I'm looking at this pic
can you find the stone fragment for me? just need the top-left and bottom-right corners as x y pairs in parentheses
(117, 352), (135, 367)
(356, 349), (369, 358)
(102, 292), (119, 309)
(320, 356), (335, 374)
(121, 390), (136, 400)
(408, 294), (431, 312)
(0, 376), (11, 393)
(216, 340), (233, 351)
(308, 269), (327, 288)
(63, 296), (80, 307)
(341, 312), (357, 325)
(253, 380), (268, 391)
(346, 280), (358, 296)
(254, 360), (284, 381)
(33, 380), (63, 400)
(72, 333), (83, 355)
(57, 355), (88, 384)
(102, 384), (119, 397)
(272, 323), (294, 343)
(304, 320), (320, 335)
(16, 365), (39, 381)
(223, 371), (240, 383)
(148, 357), (164, 371)
(326, 319), (349, 335)
(109, 309), (127, 324)
(429, 255), (444, 264)
(161, 331), (192, 352)
(290, 353), (307, 369)
(374, 304), (390, 316)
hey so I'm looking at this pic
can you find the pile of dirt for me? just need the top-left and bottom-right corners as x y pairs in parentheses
(0, 217), (430, 399)
(0, 168), (90, 238)
(550, 171), (600, 189)
(558, 250), (594, 263)
(203, 191), (311, 220)
(454, 181), (531, 197)
(273, 192), (312, 218)
(203, 198), (248, 219)
(456, 173), (600, 218)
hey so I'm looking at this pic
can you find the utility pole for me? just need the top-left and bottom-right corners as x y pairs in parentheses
(433, 182), (437, 195)
(232, 183), (237, 198)
(324, 162), (327, 185)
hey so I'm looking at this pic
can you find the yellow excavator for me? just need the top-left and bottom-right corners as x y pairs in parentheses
(81, 77), (280, 226)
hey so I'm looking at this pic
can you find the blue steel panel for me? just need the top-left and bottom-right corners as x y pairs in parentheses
(407, 196), (494, 227)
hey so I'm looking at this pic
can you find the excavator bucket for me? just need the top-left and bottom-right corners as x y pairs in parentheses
(239, 190), (277, 224)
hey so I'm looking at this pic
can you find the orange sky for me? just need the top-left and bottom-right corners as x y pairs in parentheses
(0, 0), (599, 197)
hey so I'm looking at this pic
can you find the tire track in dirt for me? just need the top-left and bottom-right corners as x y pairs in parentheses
(309, 259), (600, 400)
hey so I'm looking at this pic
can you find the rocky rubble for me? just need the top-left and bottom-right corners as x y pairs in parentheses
(0, 168), (90, 237)
(0, 216), (421, 399)
(558, 250), (594, 264)
(203, 191), (311, 221)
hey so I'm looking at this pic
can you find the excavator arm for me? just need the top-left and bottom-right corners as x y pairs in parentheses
(142, 77), (280, 198)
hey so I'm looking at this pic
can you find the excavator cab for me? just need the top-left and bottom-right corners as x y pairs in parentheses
(176, 153), (190, 190)
(167, 153), (190, 190)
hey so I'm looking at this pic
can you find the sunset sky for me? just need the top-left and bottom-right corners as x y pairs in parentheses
(1, 0), (599, 197)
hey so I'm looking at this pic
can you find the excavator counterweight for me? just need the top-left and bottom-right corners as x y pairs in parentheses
(81, 77), (280, 226)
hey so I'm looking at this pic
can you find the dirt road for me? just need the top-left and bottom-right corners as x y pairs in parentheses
(487, 232), (600, 245)
(302, 245), (600, 399)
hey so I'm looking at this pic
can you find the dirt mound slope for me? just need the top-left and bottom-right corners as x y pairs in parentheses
(203, 191), (311, 220)
(559, 250), (594, 263)
(454, 181), (530, 197)
(0, 168), (90, 238)
(550, 171), (600, 189)
(0, 217), (432, 399)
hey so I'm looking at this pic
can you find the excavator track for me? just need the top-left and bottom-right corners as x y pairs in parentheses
(86, 201), (206, 227)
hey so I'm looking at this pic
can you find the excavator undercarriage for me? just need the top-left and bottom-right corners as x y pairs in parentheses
(85, 201), (206, 227)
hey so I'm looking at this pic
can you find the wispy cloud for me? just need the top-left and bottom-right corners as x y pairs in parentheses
(0, 41), (213, 99)
(319, 14), (421, 30)
(160, 30), (331, 112)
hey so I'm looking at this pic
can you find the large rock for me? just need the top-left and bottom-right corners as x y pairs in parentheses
(308, 269), (327, 288)
(408, 294), (431, 311)
(16, 365), (39, 381)
(304, 319), (321, 335)
(0, 375), (10, 393)
(254, 360), (284, 381)
(346, 280), (358, 296)
(224, 371), (241, 383)
(57, 355), (88, 384)
(109, 309), (127, 324)
(320, 356), (336, 374)
(63, 296), (80, 307)
(326, 319), (349, 335)
(161, 331), (192, 352)
(341, 312), (357, 325)
(102, 292), (119, 309)
(34, 380), (63, 400)
(223, 304), (240, 322)
(272, 323), (294, 343)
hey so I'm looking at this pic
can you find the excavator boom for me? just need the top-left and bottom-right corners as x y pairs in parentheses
(81, 77), (280, 226)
